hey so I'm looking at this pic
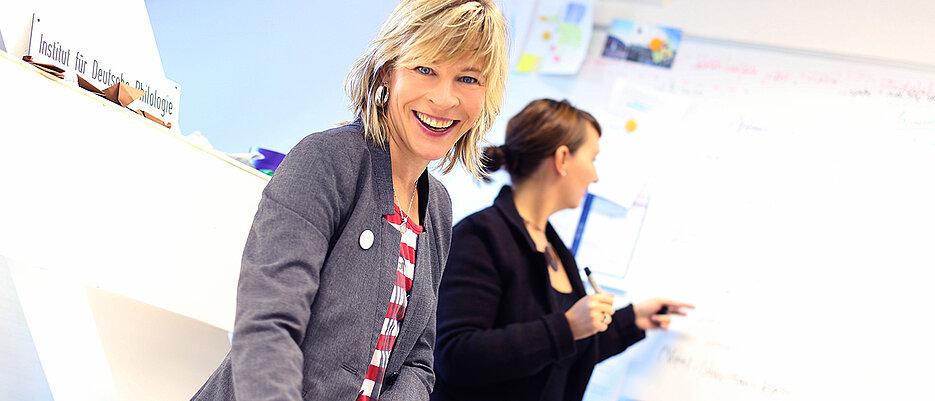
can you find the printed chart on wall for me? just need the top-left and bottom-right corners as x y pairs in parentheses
(550, 27), (935, 401)
(512, 0), (593, 75)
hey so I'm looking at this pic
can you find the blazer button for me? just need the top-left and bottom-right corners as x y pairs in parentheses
(359, 230), (374, 250)
(385, 371), (400, 387)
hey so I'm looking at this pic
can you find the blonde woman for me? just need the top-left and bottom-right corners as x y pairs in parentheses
(192, 1), (507, 400)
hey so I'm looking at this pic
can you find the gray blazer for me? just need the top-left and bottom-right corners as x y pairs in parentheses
(193, 121), (452, 401)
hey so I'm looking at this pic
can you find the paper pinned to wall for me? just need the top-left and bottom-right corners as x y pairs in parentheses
(573, 81), (691, 286)
(515, 0), (593, 74)
(588, 80), (691, 203)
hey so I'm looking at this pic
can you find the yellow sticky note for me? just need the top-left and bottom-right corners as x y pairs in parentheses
(516, 54), (541, 73)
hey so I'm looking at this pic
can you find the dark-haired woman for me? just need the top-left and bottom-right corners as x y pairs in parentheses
(432, 99), (693, 401)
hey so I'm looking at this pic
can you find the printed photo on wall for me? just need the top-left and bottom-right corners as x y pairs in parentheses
(602, 19), (682, 68)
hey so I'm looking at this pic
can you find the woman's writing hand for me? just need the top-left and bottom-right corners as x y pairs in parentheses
(564, 293), (616, 340)
(633, 298), (695, 330)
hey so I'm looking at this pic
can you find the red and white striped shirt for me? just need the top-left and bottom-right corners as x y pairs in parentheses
(356, 204), (422, 401)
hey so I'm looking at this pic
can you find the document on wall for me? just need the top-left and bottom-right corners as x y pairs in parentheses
(514, 0), (593, 75)
(574, 81), (690, 289)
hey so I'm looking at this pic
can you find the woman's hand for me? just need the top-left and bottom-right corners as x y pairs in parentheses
(565, 293), (616, 340)
(633, 298), (695, 330)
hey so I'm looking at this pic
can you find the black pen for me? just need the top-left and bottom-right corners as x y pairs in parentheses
(583, 267), (611, 323)
(583, 267), (603, 293)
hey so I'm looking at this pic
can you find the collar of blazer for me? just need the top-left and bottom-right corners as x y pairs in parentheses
(493, 185), (546, 255)
(491, 185), (587, 311)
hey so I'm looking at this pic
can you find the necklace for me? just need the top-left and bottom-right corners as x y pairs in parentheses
(394, 179), (418, 233)
(521, 217), (546, 233)
(543, 244), (559, 272)
(522, 217), (559, 271)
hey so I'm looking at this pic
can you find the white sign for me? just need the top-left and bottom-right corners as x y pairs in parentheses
(27, 13), (181, 129)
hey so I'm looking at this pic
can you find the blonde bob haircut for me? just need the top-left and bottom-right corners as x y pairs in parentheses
(346, 0), (508, 178)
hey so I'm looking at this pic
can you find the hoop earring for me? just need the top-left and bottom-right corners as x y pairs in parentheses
(374, 83), (389, 108)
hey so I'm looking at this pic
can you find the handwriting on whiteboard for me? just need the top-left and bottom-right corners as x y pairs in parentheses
(659, 345), (793, 398)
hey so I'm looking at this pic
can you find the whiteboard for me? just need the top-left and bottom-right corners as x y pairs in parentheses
(442, 29), (935, 401)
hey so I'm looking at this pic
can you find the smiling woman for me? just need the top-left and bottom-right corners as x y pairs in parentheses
(346, 0), (507, 179)
(189, 1), (507, 401)
(383, 56), (487, 174)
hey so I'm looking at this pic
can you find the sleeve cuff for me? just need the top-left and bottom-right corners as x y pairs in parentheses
(542, 311), (577, 360)
(612, 305), (646, 344)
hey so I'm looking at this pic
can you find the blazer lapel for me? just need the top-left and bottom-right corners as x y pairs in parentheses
(367, 137), (404, 347)
(370, 220), (403, 348)
(384, 176), (436, 377)
(494, 186), (555, 312)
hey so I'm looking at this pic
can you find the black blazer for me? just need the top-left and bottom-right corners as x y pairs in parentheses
(432, 186), (645, 401)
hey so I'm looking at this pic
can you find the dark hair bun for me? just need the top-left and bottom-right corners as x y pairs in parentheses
(481, 145), (507, 182)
